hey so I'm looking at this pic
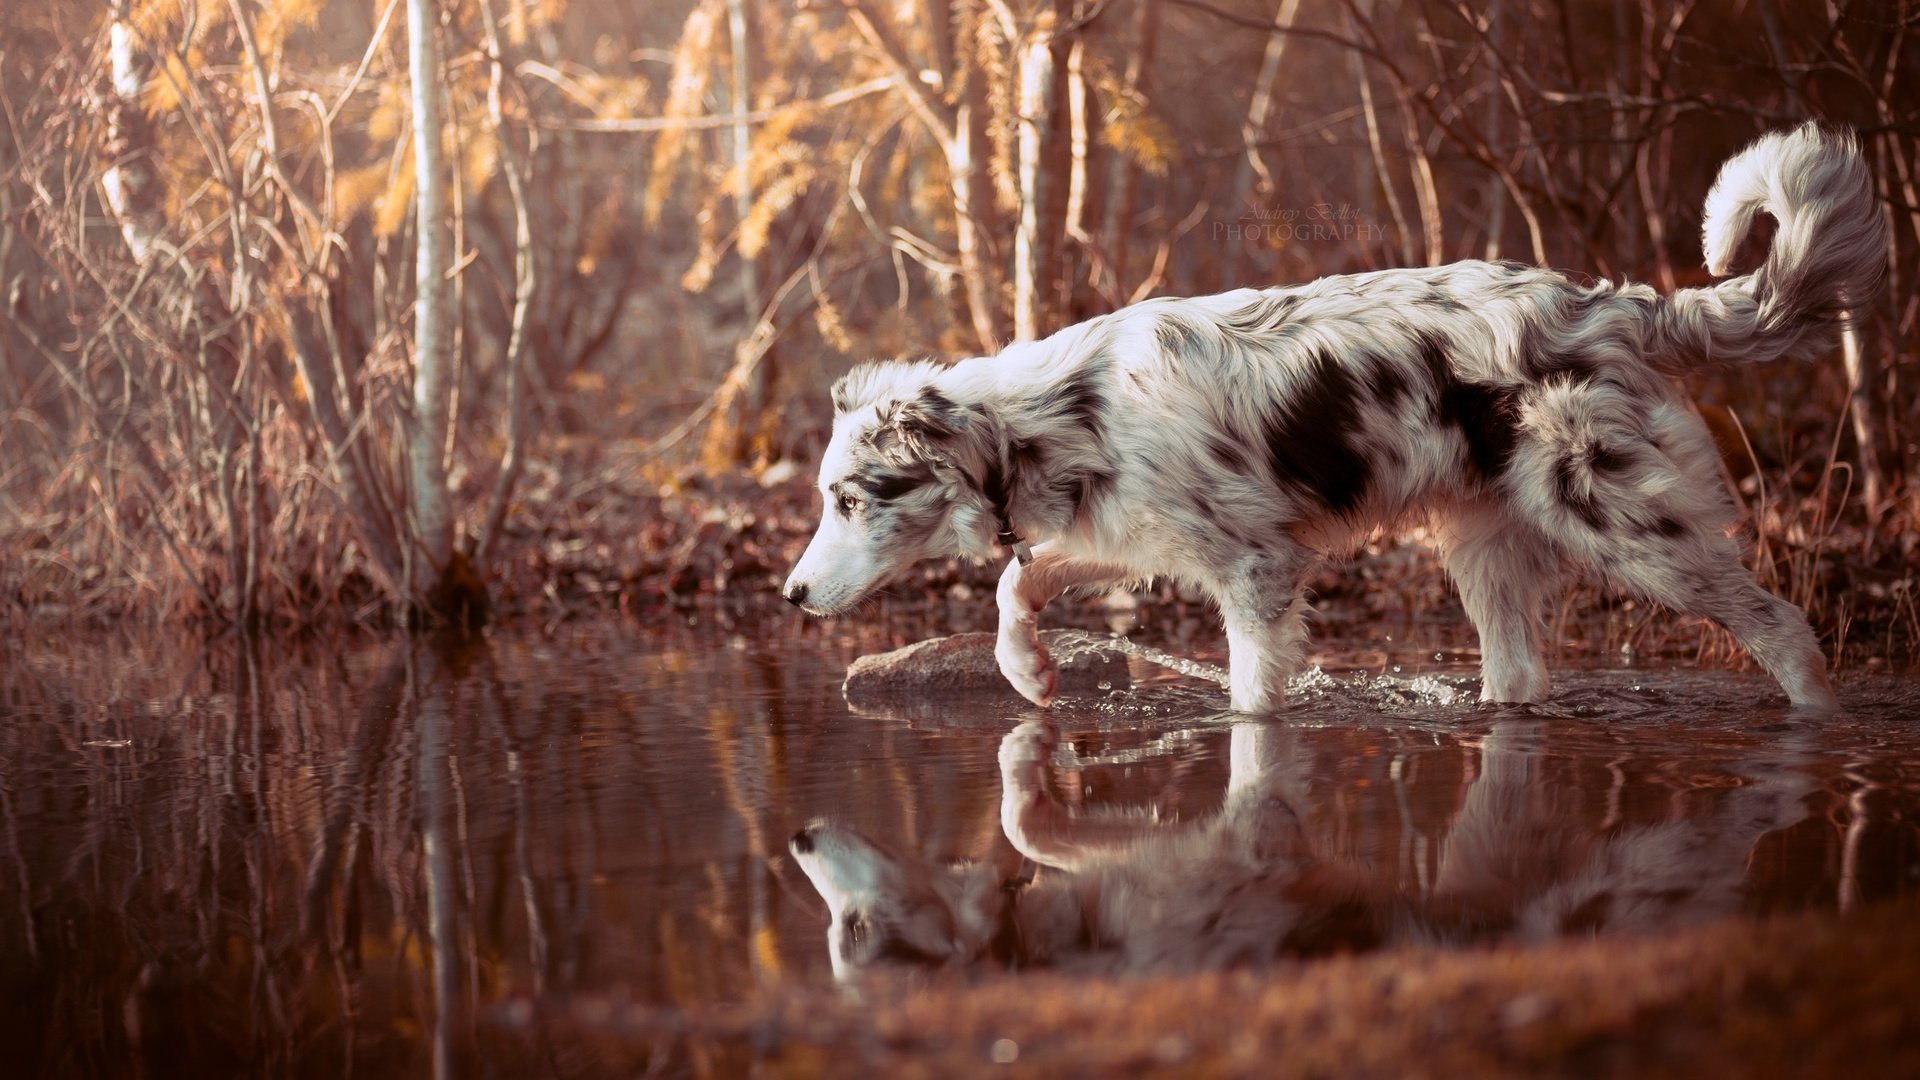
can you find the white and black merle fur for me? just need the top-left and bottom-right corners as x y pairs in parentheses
(788, 717), (1818, 978)
(783, 123), (1885, 712)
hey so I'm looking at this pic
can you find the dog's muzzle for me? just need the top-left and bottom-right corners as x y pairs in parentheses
(783, 582), (810, 607)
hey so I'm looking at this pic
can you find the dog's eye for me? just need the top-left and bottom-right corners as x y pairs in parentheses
(837, 492), (861, 516)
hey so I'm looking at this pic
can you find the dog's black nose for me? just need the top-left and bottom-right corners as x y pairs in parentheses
(789, 827), (815, 854)
(784, 582), (809, 607)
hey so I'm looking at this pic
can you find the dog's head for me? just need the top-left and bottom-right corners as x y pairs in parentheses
(782, 361), (998, 614)
(788, 820), (1004, 979)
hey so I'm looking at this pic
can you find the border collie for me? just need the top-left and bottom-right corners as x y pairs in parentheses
(784, 124), (1883, 713)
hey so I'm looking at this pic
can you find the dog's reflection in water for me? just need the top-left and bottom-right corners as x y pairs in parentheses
(789, 719), (1814, 978)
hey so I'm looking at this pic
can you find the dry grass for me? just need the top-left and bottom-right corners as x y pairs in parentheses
(7, 445), (1919, 669)
(507, 898), (1920, 1077)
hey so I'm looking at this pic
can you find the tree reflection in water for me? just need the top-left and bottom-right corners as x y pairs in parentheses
(0, 626), (1915, 1075)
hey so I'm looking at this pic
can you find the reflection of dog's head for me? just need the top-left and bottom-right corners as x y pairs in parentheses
(782, 361), (998, 615)
(787, 820), (1002, 979)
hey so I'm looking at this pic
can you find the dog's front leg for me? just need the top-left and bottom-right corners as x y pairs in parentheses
(1215, 547), (1318, 713)
(998, 718), (1165, 871)
(995, 543), (1131, 707)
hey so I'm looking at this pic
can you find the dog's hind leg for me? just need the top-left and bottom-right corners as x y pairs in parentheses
(996, 544), (1133, 706)
(1509, 390), (1839, 712)
(1590, 532), (1838, 711)
(1435, 504), (1563, 703)
(1212, 545), (1319, 713)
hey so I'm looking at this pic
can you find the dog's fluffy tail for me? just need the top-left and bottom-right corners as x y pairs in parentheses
(1656, 122), (1885, 366)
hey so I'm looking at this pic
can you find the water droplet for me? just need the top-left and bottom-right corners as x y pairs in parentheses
(1097, 680), (1112, 691)
(991, 1038), (1019, 1064)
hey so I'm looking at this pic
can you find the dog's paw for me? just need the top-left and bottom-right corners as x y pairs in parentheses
(996, 628), (1058, 707)
(998, 718), (1060, 792)
(1001, 716), (1059, 759)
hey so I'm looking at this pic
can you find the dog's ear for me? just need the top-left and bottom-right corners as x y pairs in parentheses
(893, 386), (968, 440)
(829, 367), (873, 414)
(831, 360), (947, 415)
(877, 387), (973, 470)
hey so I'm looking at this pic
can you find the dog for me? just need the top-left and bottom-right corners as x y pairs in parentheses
(783, 124), (1884, 712)
(787, 717), (1817, 977)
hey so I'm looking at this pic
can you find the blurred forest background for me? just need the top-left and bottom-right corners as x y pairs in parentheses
(1, 0), (1917, 659)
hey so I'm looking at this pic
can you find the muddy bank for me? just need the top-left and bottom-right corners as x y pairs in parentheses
(11, 458), (1919, 671)
(513, 899), (1920, 1077)
(468, 469), (1920, 674)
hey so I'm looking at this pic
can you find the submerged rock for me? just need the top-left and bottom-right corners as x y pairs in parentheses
(843, 629), (1130, 705)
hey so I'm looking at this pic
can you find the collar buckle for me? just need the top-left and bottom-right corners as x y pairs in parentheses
(998, 518), (1029, 568)
(997, 522), (1033, 566)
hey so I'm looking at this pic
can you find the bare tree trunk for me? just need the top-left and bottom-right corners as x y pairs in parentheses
(476, 0), (539, 567)
(1230, 0), (1303, 270)
(105, 6), (258, 622)
(1064, 38), (1091, 254)
(1840, 313), (1884, 510)
(1481, 0), (1507, 260)
(949, 103), (1004, 349)
(1099, 0), (1158, 306)
(727, 0), (757, 323)
(407, 0), (455, 593)
(1395, 93), (1444, 266)
(1346, 0), (1415, 267)
(1013, 15), (1059, 341)
(101, 14), (163, 264)
(1826, 2), (1908, 509)
(954, 5), (1006, 350)
(848, 0), (1002, 349)
(699, 0), (768, 467)
(726, 0), (770, 456)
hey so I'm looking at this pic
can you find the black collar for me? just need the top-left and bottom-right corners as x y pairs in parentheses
(980, 459), (1033, 565)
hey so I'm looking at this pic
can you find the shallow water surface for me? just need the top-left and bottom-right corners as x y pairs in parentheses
(2, 622), (1917, 1075)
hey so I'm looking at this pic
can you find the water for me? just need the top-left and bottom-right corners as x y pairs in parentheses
(2, 621), (1917, 1075)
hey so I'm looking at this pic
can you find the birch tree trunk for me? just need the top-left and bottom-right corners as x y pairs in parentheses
(728, 0), (758, 319)
(407, 0), (456, 593)
(697, 0), (767, 467)
(1064, 40), (1090, 245)
(848, 0), (1002, 348)
(727, 0), (772, 451)
(102, 15), (164, 264)
(1014, 24), (1057, 341)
